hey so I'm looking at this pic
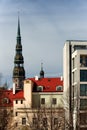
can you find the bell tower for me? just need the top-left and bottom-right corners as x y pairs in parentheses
(13, 16), (25, 89)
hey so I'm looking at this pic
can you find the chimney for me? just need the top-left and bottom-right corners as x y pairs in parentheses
(35, 76), (38, 80)
(61, 76), (63, 81)
(13, 83), (16, 94)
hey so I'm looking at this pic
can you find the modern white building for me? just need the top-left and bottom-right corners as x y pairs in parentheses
(63, 40), (87, 130)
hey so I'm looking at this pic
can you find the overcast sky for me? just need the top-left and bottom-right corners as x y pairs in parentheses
(0, 0), (87, 86)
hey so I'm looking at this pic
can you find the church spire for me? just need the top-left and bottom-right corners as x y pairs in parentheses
(17, 15), (21, 37)
(13, 16), (25, 89)
(40, 63), (44, 78)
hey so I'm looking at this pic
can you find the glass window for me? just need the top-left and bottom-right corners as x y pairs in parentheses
(52, 98), (57, 105)
(54, 118), (58, 125)
(21, 100), (23, 104)
(15, 122), (18, 127)
(22, 118), (26, 125)
(15, 112), (17, 116)
(37, 86), (43, 91)
(80, 55), (87, 67)
(56, 86), (62, 91)
(72, 58), (75, 69)
(43, 118), (47, 126)
(41, 98), (45, 104)
(33, 118), (37, 125)
(80, 70), (87, 82)
(80, 99), (87, 110)
(74, 45), (87, 51)
(16, 100), (18, 104)
(80, 84), (87, 96)
(80, 113), (87, 125)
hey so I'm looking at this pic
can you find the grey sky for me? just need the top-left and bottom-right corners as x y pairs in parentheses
(0, 0), (87, 86)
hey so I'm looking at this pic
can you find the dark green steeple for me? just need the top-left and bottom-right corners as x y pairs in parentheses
(40, 63), (44, 78)
(17, 16), (20, 37)
(13, 16), (25, 89)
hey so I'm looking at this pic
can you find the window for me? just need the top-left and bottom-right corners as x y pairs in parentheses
(56, 86), (62, 91)
(15, 122), (18, 127)
(37, 86), (43, 91)
(54, 118), (58, 125)
(74, 45), (87, 51)
(22, 118), (26, 125)
(80, 113), (87, 125)
(72, 58), (75, 69)
(15, 112), (17, 116)
(80, 84), (87, 96)
(16, 100), (18, 104)
(52, 98), (57, 105)
(80, 99), (87, 110)
(80, 55), (87, 67)
(43, 118), (47, 126)
(33, 118), (37, 125)
(26, 80), (30, 83)
(41, 98), (45, 104)
(3, 98), (9, 104)
(80, 70), (87, 82)
(21, 100), (23, 104)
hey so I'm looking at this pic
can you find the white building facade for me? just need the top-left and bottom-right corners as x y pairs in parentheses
(63, 40), (87, 130)
(13, 78), (64, 130)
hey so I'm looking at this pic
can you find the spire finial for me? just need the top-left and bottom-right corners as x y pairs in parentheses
(17, 12), (21, 37)
(41, 62), (43, 71)
(40, 62), (44, 78)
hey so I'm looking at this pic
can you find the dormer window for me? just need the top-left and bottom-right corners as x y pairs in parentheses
(56, 86), (62, 91)
(37, 86), (43, 91)
(2, 98), (9, 104)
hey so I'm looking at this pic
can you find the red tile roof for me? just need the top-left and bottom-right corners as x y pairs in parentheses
(0, 90), (24, 107)
(13, 90), (24, 100)
(0, 90), (13, 107)
(0, 77), (63, 107)
(28, 77), (63, 92)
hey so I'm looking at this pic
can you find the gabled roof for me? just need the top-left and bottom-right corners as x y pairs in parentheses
(0, 90), (24, 107)
(0, 77), (63, 107)
(13, 90), (24, 100)
(28, 77), (63, 92)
